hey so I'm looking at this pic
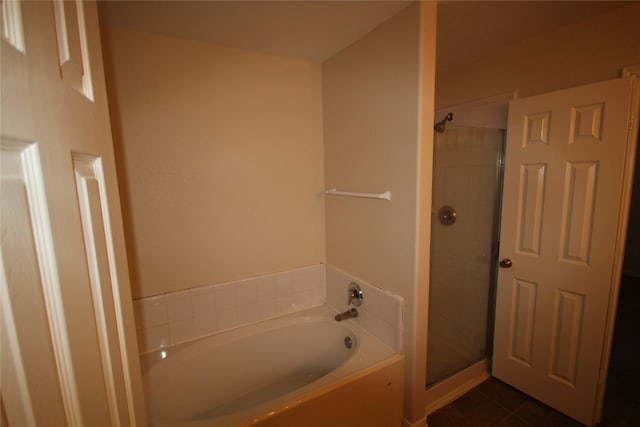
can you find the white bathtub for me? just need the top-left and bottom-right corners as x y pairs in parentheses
(141, 305), (404, 426)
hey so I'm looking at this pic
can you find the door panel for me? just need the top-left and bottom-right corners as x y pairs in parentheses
(508, 278), (536, 367)
(1, 1), (145, 425)
(493, 78), (637, 426)
(52, 0), (94, 100)
(1, 139), (69, 426)
(72, 153), (131, 423)
(516, 163), (546, 255)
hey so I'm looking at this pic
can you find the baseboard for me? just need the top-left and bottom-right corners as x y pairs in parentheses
(402, 415), (427, 427)
(424, 359), (490, 415)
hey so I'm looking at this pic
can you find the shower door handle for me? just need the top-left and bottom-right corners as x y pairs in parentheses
(499, 258), (513, 268)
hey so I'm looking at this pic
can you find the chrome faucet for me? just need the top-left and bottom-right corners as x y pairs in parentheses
(334, 308), (358, 321)
(347, 282), (363, 307)
(335, 282), (364, 322)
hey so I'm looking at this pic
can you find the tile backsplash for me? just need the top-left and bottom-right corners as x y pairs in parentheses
(134, 263), (404, 355)
(134, 264), (325, 352)
(325, 265), (404, 353)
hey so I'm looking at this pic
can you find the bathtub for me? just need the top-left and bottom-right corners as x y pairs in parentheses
(141, 305), (404, 426)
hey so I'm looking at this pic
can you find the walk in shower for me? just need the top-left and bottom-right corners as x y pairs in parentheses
(427, 117), (505, 387)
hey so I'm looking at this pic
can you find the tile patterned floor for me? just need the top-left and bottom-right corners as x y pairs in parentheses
(427, 275), (640, 427)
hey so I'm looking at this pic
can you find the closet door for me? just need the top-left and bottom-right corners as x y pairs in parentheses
(1, 1), (145, 425)
(492, 77), (638, 426)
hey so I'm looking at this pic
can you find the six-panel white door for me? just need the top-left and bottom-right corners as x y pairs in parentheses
(1, 1), (145, 425)
(492, 77), (637, 426)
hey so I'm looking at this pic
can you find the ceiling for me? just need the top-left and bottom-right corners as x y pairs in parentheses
(97, 1), (413, 63)
(435, 1), (629, 72)
(98, 1), (629, 68)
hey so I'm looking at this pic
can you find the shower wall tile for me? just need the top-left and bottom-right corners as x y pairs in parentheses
(236, 279), (258, 304)
(237, 303), (260, 325)
(216, 308), (238, 331)
(138, 323), (170, 353)
(134, 295), (167, 330)
(257, 278), (277, 302)
(325, 264), (403, 353)
(275, 273), (296, 298)
(309, 287), (325, 306)
(193, 313), (216, 336)
(134, 263), (326, 353)
(190, 287), (215, 317)
(166, 291), (193, 322)
(169, 318), (195, 345)
(258, 300), (278, 319)
(214, 284), (238, 311)
(277, 295), (296, 314)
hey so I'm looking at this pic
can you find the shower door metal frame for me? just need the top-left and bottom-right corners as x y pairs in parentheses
(485, 134), (507, 366)
(426, 125), (507, 388)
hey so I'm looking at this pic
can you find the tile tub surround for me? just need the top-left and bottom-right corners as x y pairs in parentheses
(325, 265), (404, 353)
(133, 264), (326, 352)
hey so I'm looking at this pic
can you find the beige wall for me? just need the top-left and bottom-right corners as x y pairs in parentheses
(323, 5), (419, 295)
(101, 27), (325, 298)
(436, 3), (640, 109)
(322, 3), (435, 421)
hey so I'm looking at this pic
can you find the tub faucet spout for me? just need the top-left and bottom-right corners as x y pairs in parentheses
(334, 308), (358, 322)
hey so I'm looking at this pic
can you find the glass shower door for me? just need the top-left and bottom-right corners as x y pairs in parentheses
(426, 125), (504, 386)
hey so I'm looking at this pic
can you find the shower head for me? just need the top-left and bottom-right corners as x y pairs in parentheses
(434, 112), (454, 133)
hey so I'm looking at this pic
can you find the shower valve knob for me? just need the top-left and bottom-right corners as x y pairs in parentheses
(347, 282), (363, 307)
(499, 258), (513, 268)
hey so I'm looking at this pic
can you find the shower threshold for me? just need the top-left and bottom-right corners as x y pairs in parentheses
(424, 359), (490, 416)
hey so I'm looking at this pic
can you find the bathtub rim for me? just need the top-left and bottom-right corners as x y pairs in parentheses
(141, 304), (402, 426)
(140, 311), (358, 366)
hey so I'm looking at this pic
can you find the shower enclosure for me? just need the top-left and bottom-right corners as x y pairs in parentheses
(427, 122), (505, 387)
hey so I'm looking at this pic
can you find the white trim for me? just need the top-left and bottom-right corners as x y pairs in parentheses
(621, 64), (640, 78)
(424, 359), (490, 416)
(403, 415), (427, 427)
(411, 3), (435, 423)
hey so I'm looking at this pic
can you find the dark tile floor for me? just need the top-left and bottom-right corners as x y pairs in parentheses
(427, 275), (640, 427)
(599, 274), (640, 427)
(427, 378), (584, 427)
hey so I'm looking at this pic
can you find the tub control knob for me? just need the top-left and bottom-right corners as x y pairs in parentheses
(348, 282), (363, 307)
